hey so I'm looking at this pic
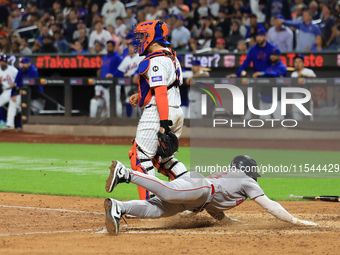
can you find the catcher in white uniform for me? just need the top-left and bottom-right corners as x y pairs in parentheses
(118, 20), (188, 200)
(104, 155), (317, 235)
(0, 54), (18, 125)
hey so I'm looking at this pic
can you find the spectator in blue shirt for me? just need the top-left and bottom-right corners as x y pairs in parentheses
(121, 33), (135, 58)
(268, 15), (293, 52)
(11, 58), (43, 98)
(265, 0), (291, 25)
(253, 48), (287, 78)
(53, 30), (70, 53)
(171, 14), (191, 50)
(71, 40), (88, 54)
(101, 40), (122, 78)
(310, 35), (328, 51)
(319, 3), (338, 50)
(245, 14), (266, 40)
(228, 28), (277, 78)
(37, 25), (50, 45)
(74, 0), (87, 22)
(278, 9), (321, 51)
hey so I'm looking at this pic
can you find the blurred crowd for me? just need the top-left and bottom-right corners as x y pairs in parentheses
(0, 0), (339, 56)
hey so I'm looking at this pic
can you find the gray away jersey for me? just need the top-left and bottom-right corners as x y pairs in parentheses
(205, 171), (264, 212)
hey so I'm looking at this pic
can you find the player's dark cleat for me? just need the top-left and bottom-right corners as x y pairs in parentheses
(105, 161), (131, 193)
(104, 198), (124, 235)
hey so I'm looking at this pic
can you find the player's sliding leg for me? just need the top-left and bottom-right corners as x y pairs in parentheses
(105, 161), (131, 193)
(106, 161), (212, 203)
(104, 161), (211, 235)
(104, 197), (189, 235)
(104, 198), (124, 235)
(123, 198), (188, 218)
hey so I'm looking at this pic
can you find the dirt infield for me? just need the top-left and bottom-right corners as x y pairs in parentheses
(0, 193), (339, 254)
(1, 132), (340, 254)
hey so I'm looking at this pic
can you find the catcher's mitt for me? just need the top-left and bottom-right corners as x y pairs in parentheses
(157, 131), (179, 158)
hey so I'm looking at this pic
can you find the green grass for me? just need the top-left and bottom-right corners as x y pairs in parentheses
(258, 178), (339, 201)
(0, 143), (189, 200)
(0, 143), (339, 200)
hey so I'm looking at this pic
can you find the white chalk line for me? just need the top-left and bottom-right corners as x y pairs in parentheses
(1, 226), (337, 238)
(115, 229), (335, 235)
(121, 230), (227, 235)
(0, 229), (95, 237)
(2, 227), (336, 238)
(0, 205), (104, 215)
(0, 204), (104, 237)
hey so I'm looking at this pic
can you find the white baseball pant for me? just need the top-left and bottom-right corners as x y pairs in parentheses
(0, 89), (11, 107)
(6, 94), (21, 128)
(135, 105), (186, 178)
(89, 86), (110, 118)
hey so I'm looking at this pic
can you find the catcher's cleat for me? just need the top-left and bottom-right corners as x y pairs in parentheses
(105, 161), (131, 193)
(104, 198), (124, 235)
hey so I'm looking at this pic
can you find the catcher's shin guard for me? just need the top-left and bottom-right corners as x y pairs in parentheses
(129, 141), (154, 200)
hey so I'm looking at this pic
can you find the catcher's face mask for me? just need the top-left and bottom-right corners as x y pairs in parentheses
(133, 20), (170, 56)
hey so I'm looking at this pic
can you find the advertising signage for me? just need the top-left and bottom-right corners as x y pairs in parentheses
(14, 52), (339, 70)
(183, 52), (335, 69)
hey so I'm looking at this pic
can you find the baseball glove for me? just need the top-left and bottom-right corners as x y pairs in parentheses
(157, 130), (179, 158)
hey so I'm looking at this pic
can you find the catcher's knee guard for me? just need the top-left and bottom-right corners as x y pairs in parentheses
(129, 141), (154, 200)
(152, 156), (188, 180)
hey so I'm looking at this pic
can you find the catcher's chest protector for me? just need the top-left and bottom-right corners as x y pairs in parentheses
(137, 49), (179, 108)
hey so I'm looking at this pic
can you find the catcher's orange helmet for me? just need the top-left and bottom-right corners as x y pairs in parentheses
(133, 20), (170, 56)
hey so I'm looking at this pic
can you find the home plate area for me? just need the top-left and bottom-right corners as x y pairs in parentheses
(0, 193), (339, 254)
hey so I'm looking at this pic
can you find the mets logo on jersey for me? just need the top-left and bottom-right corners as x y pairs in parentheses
(2, 74), (13, 83)
(151, 76), (162, 82)
(257, 51), (267, 61)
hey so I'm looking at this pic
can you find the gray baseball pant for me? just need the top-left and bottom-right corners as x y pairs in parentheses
(121, 171), (213, 218)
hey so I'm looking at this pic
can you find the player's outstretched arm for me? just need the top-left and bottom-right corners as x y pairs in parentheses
(253, 195), (317, 226)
